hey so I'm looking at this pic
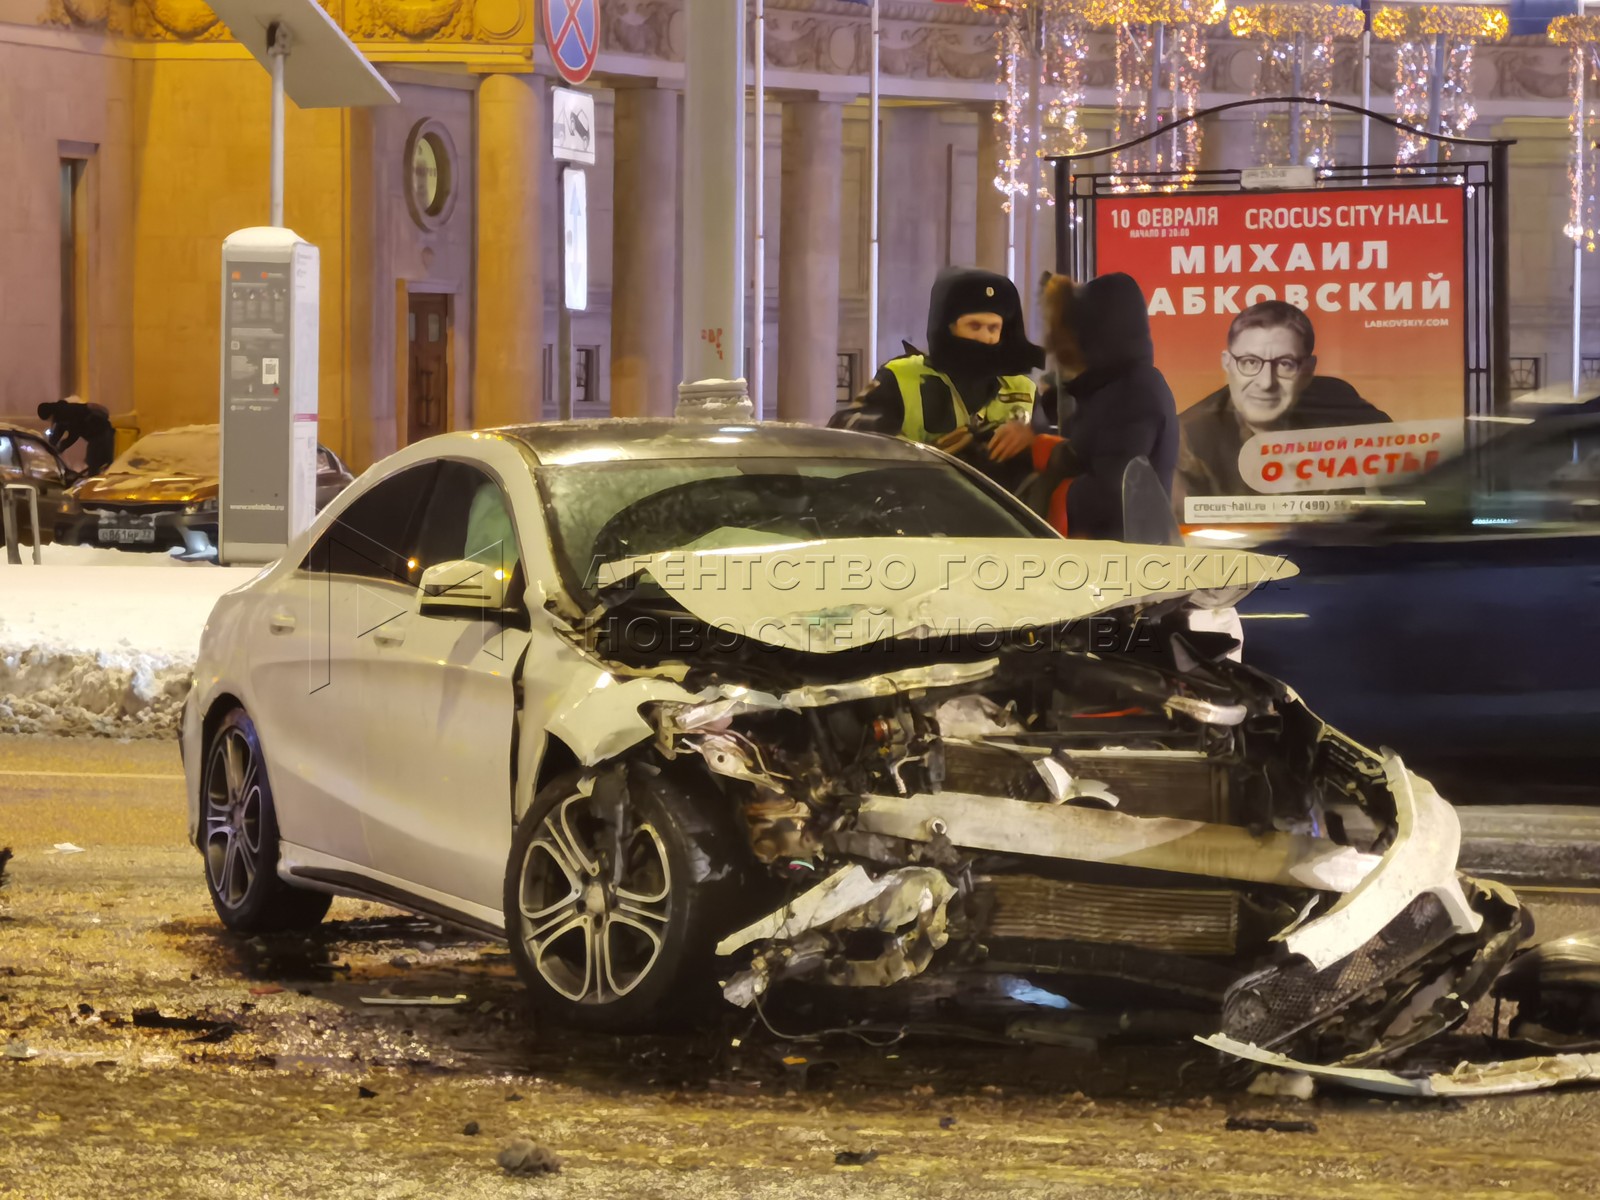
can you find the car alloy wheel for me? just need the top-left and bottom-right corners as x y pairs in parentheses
(515, 791), (673, 1005)
(199, 707), (331, 933)
(204, 724), (266, 911)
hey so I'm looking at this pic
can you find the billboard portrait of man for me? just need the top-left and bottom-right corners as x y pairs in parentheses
(1175, 301), (1392, 498)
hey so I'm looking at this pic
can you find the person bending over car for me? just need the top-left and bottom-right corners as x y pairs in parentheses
(38, 397), (115, 477)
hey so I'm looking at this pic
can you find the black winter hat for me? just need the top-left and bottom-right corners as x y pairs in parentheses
(925, 267), (1045, 376)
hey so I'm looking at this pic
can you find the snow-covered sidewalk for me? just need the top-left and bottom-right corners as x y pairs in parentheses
(0, 545), (258, 737)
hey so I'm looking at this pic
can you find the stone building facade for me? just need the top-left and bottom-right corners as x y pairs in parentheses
(0, 0), (1588, 469)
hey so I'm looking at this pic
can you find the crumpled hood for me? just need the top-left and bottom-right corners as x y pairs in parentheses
(1070, 272), (1155, 377)
(72, 473), (218, 505)
(597, 536), (1297, 654)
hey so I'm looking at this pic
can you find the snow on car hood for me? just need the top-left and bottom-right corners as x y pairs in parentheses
(596, 536), (1298, 654)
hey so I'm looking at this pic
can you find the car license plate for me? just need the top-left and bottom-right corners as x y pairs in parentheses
(99, 526), (156, 544)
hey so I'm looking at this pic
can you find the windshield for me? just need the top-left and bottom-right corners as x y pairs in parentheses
(541, 456), (1055, 599)
(110, 426), (219, 477)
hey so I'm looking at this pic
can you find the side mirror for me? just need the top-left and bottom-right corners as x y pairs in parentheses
(418, 559), (512, 616)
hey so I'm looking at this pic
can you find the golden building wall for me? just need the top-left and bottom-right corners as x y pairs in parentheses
(127, 59), (350, 451)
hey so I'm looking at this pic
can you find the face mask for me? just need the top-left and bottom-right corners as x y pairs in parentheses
(931, 332), (1019, 380)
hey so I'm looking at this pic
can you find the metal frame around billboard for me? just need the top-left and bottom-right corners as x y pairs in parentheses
(1049, 97), (1513, 424)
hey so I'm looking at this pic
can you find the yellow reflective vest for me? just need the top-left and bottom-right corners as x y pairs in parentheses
(883, 355), (1035, 445)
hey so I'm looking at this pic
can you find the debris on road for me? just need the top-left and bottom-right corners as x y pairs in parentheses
(835, 1149), (880, 1167)
(463, 1121), (480, 1136)
(48, 843), (85, 855)
(1247, 1072), (1316, 1101)
(359, 994), (469, 1008)
(131, 1009), (236, 1041)
(4, 1039), (37, 1060)
(0, 846), (11, 887)
(1226, 1116), (1318, 1134)
(497, 1138), (561, 1176)
(1202, 1033), (1600, 1098)
(358, 1086), (378, 1099)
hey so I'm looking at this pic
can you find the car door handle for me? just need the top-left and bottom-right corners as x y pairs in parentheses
(373, 627), (405, 647)
(268, 612), (297, 635)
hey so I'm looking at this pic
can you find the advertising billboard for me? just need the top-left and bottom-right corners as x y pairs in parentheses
(1093, 185), (1468, 520)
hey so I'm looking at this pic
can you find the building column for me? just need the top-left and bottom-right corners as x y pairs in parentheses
(679, 0), (746, 400)
(611, 86), (679, 417)
(975, 108), (1009, 276)
(878, 108), (944, 365)
(777, 98), (843, 424)
(474, 74), (543, 427)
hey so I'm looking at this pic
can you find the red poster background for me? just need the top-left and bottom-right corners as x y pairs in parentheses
(1093, 186), (1466, 422)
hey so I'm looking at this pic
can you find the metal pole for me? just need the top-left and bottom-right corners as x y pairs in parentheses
(1491, 138), (1511, 415)
(1575, 77), (1587, 398)
(1166, 23), (1179, 169)
(1149, 23), (1166, 167)
(753, 0), (765, 419)
(1289, 33), (1304, 165)
(1427, 32), (1445, 165)
(868, 0), (881, 368)
(557, 162), (573, 421)
(1360, 29), (1372, 164)
(268, 22), (288, 228)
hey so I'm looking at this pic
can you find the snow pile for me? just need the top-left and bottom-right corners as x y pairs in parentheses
(0, 556), (258, 737)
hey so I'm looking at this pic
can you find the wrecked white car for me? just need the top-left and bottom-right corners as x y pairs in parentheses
(181, 420), (1526, 1066)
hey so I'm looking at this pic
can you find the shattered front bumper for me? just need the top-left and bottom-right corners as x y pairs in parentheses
(714, 752), (1518, 1064)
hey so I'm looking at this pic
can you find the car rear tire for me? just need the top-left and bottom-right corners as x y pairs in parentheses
(504, 765), (755, 1032)
(201, 707), (332, 933)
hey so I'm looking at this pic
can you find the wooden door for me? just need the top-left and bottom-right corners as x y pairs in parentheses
(407, 293), (451, 442)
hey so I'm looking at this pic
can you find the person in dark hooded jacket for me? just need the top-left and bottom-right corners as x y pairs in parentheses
(38, 397), (115, 476)
(831, 267), (1045, 480)
(1025, 273), (1179, 540)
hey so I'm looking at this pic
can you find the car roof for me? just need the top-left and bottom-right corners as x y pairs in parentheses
(0, 425), (63, 452)
(494, 418), (936, 466)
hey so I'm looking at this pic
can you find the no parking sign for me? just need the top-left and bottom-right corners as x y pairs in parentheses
(542, 0), (600, 86)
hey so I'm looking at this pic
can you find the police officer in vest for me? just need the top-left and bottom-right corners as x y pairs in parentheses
(831, 267), (1045, 479)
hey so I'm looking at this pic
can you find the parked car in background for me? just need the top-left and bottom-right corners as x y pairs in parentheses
(54, 423), (356, 560)
(0, 424), (77, 546)
(1237, 406), (1600, 801)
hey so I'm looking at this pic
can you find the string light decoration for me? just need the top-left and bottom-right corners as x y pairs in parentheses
(971, 1), (1092, 212)
(991, 10), (1032, 213)
(1372, 5), (1508, 164)
(1228, 3), (1365, 170)
(1550, 14), (1600, 252)
(1084, 0), (1225, 182)
(1039, 0), (1092, 168)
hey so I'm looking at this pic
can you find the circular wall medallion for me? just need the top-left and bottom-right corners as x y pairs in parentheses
(404, 120), (459, 231)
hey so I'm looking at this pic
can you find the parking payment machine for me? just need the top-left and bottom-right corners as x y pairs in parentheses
(219, 227), (319, 565)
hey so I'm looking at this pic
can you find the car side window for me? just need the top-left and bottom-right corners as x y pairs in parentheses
(413, 460), (522, 581)
(0, 436), (16, 471)
(301, 463), (436, 582)
(15, 438), (62, 483)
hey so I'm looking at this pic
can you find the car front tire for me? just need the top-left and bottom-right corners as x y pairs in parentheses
(504, 765), (755, 1032)
(201, 707), (332, 933)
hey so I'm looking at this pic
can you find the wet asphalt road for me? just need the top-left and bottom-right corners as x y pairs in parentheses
(4, 732), (1600, 1199)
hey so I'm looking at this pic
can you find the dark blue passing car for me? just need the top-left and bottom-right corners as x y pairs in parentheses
(1236, 405), (1600, 801)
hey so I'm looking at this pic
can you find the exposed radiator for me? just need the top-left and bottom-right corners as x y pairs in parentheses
(940, 742), (1229, 823)
(974, 874), (1240, 956)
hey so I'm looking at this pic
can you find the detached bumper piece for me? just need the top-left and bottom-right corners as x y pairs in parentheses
(1222, 877), (1528, 1068)
(1201, 1035), (1600, 1099)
